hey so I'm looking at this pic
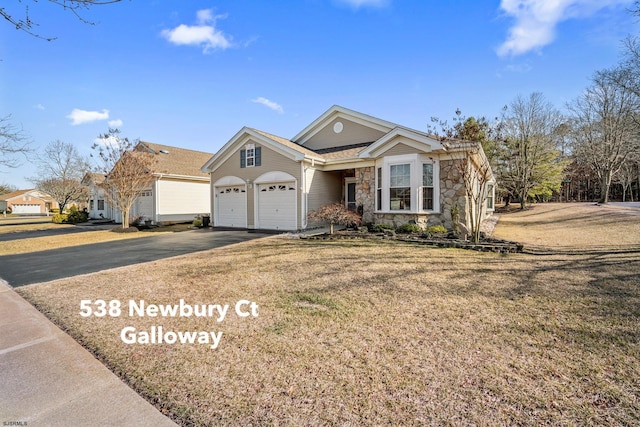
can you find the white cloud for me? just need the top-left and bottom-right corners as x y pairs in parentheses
(35, 104), (45, 110)
(67, 108), (109, 125)
(337, 0), (389, 8)
(497, 0), (631, 57)
(252, 97), (284, 114)
(161, 9), (232, 53)
(108, 119), (123, 127)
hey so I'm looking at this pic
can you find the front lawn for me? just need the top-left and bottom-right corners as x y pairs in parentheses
(17, 203), (640, 425)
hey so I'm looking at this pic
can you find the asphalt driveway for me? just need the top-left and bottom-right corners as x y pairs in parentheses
(0, 229), (270, 287)
(0, 225), (115, 242)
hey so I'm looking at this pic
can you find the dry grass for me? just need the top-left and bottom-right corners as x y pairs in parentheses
(493, 202), (640, 253)
(17, 203), (640, 426)
(0, 221), (73, 234)
(0, 229), (167, 256)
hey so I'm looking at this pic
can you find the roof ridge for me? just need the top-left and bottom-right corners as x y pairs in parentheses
(139, 141), (214, 156)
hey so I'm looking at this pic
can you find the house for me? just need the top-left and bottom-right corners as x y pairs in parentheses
(85, 143), (214, 225)
(0, 189), (59, 215)
(201, 105), (495, 232)
(82, 173), (109, 220)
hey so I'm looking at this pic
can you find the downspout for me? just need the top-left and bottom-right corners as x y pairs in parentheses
(301, 162), (307, 229)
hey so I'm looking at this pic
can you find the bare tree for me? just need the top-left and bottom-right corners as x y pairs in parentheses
(1, 0), (122, 41)
(29, 140), (89, 213)
(614, 158), (637, 202)
(0, 115), (30, 169)
(92, 129), (156, 229)
(0, 182), (17, 195)
(499, 93), (566, 209)
(569, 70), (640, 204)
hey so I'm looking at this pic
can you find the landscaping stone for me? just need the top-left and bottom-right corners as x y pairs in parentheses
(300, 230), (523, 253)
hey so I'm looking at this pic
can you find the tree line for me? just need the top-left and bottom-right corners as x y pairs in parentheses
(429, 4), (640, 208)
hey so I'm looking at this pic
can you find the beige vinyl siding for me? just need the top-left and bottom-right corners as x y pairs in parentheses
(301, 118), (386, 151)
(306, 168), (342, 213)
(380, 143), (420, 157)
(156, 179), (210, 217)
(210, 139), (302, 229)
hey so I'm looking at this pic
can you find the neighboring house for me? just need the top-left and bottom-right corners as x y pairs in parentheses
(82, 173), (109, 220)
(201, 105), (495, 231)
(86, 143), (214, 224)
(0, 189), (59, 215)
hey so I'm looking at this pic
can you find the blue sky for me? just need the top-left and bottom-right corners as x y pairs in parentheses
(1, 0), (637, 188)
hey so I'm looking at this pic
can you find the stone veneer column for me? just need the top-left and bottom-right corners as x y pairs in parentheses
(355, 167), (375, 223)
(439, 159), (468, 229)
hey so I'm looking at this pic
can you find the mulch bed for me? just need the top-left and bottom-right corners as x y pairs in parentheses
(300, 230), (524, 253)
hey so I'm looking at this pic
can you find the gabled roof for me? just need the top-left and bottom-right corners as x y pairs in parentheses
(81, 172), (105, 186)
(251, 129), (320, 159)
(137, 142), (213, 178)
(0, 189), (32, 201)
(292, 105), (397, 145)
(201, 127), (325, 173)
(358, 127), (447, 158)
(202, 106), (489, 173)
(0, 189), (55, 203)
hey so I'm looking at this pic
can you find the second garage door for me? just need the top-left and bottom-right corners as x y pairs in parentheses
(12, 204), (41, 214)
(257, 183), (296, 230)
(216, 186), (247, 228)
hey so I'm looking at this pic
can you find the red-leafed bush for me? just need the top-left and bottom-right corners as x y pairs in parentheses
(307, 203), (362, 234)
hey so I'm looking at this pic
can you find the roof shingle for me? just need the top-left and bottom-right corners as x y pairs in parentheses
(138, 142), (214, 178)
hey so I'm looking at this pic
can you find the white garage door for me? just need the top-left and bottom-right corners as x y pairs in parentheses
(134, 190), (153, 219)
(257, 183), (296, 230)
(12, 204), (41, 214)
(216, 186), (246, 228)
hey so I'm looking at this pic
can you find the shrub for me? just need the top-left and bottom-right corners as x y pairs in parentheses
(396, 223), (423, 234)
(371, 223), (394, 233)
(193, 218), (203, 228)
(52, 214), (68, 224)
(129, 215), (144, 227)
(307, 203), (362, 234)
(66, 206), (89, 224)
(426, 225), (448, 234)
(111, 226), (139, 233)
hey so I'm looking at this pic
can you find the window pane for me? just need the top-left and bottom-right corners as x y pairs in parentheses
(422, 187), (433, 210)
(377, 167), (382, 189)
(487, 184), (494, 209)
(390, 187), (411, 210)
(390, 164), (410, 187)
(423, 163), (433, 187)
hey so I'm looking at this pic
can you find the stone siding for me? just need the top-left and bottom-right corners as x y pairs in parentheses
(439, 159), (468, 229)
(355, 166), (375, 223)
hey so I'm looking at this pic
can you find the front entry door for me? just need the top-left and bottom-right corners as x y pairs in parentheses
(345, 179), (356, 212)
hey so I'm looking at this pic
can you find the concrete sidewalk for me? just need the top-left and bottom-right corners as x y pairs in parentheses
(0, 280), (177, 426)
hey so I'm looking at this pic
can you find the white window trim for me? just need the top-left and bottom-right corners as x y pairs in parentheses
(245, 143), (255, 168)
(375, 154), (439, 214)
(486, 182), (495, 212)
(345, 177), (357, 211)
